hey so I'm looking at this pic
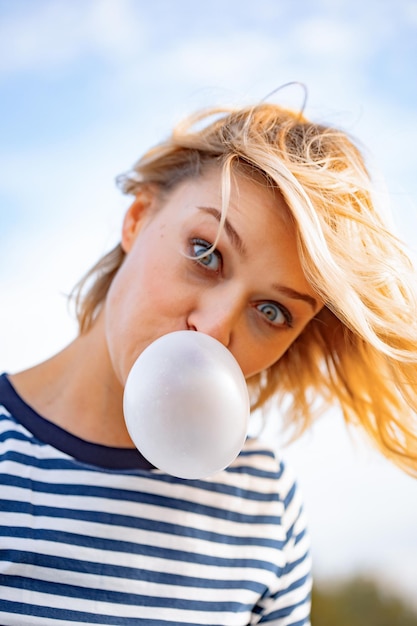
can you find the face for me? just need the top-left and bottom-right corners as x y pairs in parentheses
(104, 167), (322, 385)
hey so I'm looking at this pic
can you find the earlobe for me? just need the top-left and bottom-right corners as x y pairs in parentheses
(121, 188), (155, 253)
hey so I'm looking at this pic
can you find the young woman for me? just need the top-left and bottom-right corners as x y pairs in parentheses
(1, 102), (416, 625)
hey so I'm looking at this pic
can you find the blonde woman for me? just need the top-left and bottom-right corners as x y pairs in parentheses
(1, 101), (416, 625)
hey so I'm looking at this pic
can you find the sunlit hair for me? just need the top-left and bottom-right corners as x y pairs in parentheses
(72, 102), (417, 475)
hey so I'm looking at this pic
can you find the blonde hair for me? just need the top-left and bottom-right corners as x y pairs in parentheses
(72, 103), (417, 475)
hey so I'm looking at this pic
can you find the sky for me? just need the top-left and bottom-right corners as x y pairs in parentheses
(1, 0), (417, 607)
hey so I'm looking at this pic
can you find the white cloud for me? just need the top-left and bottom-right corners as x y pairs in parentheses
(136, 32), (287, 92)
(293, 16), (362, 58)
(406, 0), (417, 25)
(0, 0), (143, 74)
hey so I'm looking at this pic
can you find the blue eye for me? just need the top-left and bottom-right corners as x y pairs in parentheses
(256, 302), (292, 327)
(191, 239), (222, 272)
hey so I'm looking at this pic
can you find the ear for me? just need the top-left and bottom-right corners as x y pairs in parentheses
(121, 187), (156, 253)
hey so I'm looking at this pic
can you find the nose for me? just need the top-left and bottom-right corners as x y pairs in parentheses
(186, 290), (243, 348)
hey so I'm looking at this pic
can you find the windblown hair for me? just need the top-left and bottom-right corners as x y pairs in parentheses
(72, 103), (417, 475)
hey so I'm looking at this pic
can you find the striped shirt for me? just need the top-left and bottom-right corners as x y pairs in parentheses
(0, 373), (311, 625)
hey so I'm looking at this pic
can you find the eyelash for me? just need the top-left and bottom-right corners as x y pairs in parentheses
(190, 238), (223, 273)
(189, 237), (293, 329)
(256, 302), (293, 329)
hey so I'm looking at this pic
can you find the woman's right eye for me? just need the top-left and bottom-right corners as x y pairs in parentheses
(190, 239), (222, 272)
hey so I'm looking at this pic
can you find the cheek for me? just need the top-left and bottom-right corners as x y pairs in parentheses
(104, 249), (186, 382)
(106, 260), (141, 326)
(239, 329), (306, 379)
(104, 262), (151, 375)
(238, 342), (284, 379)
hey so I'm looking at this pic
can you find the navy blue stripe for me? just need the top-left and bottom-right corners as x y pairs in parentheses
(1, 574), (253, 613)
(0, 447), (285, 502)
(0, 599), (199, 625)
(283, 481), (297, 507)
(0, 472), (282, 525)
(294, 525), (308, 546)
(143, 459), (285, 497)
(281, 552), (311, 576)
(239, 446), (277, 458)
(271, 572), (311, 598)
(265, 592), (311, 621)
(1, 549), (267, 593)
(285, 505), (307, 544)
(0, 438), (284, 482)
(0, 501), (284, 548)
(0, 526), (283, 571)
(0, 429), (30, 445)
(225, 464), (283, 479)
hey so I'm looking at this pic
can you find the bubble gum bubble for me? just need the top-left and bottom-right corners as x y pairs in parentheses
(123, 331), (250, 479)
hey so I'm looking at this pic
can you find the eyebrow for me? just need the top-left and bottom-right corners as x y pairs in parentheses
(197, 206), (247, 256)
(272, 285), (318, 311)
(198, 206), (318, 311)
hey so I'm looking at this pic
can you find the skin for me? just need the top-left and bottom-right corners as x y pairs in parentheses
(10, 167), (322, 447)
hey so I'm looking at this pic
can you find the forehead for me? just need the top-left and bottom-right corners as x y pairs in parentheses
(162, 164), (293, 225)
(164, 166), (302, 262)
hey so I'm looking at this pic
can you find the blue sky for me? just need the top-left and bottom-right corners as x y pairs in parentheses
(1, 0), (417, 245)
(1, 0), (417, 606)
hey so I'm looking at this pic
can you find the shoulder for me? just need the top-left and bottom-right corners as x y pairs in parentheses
(222, 437), (307, 527)
(235, 436), (302, 492)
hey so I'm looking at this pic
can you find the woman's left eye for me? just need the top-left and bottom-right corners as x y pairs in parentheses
(256, 302), (293, 327)
(190, 239), (222, 272)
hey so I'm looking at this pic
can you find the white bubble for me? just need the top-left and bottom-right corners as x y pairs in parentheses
(123, 331), (250, 479)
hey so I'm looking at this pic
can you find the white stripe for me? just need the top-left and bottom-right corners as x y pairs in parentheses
(0, 405), (311, 625)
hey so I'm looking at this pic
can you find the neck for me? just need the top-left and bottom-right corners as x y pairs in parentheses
(10, 317), (135, 448)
